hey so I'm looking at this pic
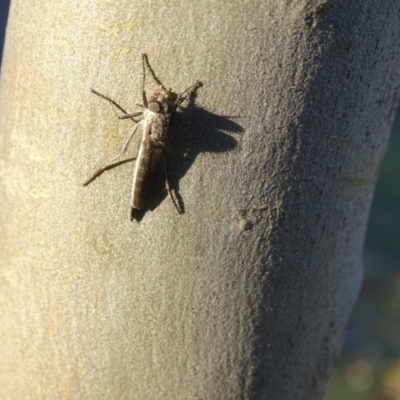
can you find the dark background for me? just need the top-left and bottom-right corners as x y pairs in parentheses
(0, 0), (10, 67)
(0, 3), (399, 398)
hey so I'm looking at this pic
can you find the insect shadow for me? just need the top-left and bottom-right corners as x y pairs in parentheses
(157, 100), (244, 217)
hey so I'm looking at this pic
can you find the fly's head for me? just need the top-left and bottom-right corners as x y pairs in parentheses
(145, 95), (172, 145)
(148, 85), (178, 115)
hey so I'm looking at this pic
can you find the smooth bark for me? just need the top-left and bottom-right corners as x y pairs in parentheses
(0, 1), (399, 399)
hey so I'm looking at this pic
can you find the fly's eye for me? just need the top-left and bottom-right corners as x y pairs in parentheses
(148, 102), (161, 113)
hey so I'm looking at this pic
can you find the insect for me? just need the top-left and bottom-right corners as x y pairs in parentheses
(83, 53), (202, 221)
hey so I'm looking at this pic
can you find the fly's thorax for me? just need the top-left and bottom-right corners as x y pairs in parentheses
(142, 107), (169, 144)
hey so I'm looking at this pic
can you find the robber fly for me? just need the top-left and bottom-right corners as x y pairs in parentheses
(83, 53), (202, 221)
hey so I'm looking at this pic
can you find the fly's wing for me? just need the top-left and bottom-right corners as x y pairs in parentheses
(131, 137), (163, 221)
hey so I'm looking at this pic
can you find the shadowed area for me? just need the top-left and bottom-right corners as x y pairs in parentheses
(152, 104), (243, 215)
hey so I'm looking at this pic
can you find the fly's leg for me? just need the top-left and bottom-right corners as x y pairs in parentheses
(118, 111), (143, 120)
(91, 89), (142, 123)
(162, 155), (183, 215)
(83, 123), (141, 186)
(176, 80), (203, 108)
(141, 53), (149, 108)
(142, 53), (167, 91)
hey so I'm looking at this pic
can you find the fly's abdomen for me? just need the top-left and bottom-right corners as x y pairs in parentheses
(131, 138), (163, 213)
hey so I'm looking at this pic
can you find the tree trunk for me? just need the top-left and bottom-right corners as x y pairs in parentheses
(0, 1), (399, 399)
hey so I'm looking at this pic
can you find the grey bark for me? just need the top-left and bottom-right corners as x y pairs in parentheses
(0, 1), (399, 399)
